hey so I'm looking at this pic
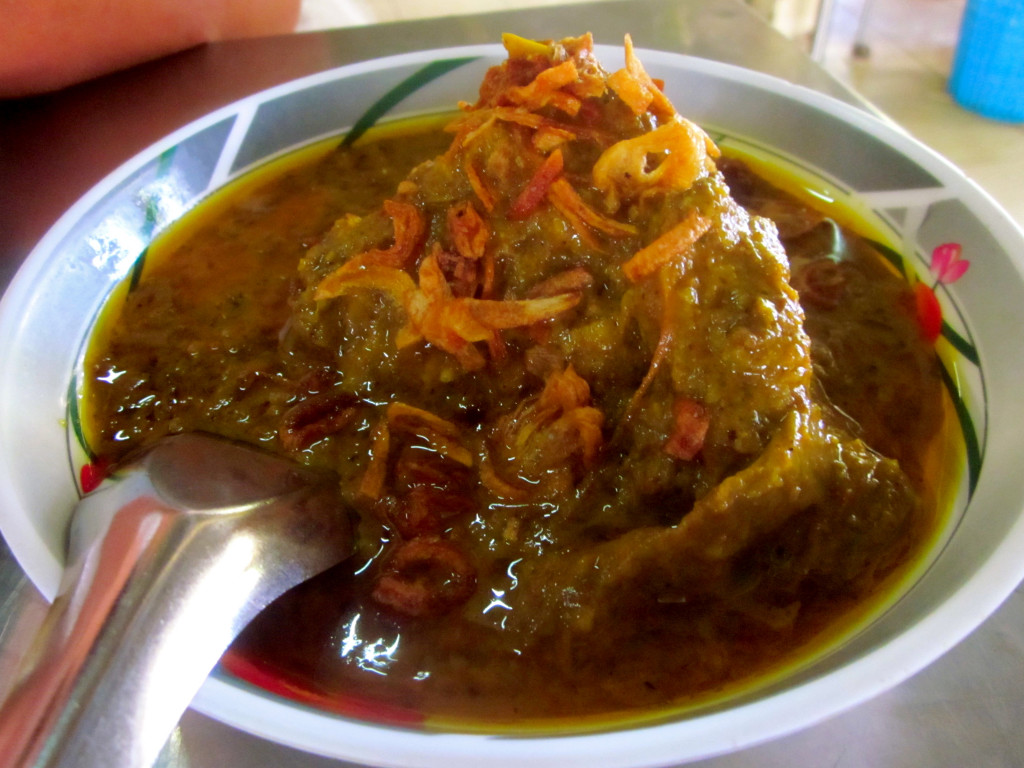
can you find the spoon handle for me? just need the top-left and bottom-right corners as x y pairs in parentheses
(0, 434), (351, 768)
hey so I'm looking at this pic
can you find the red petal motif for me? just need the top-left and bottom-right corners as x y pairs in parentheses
(930, 242), (970, 284)
(915, 282), (943, 343)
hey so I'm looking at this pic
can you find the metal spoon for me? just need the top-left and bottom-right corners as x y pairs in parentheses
(0, 433), (355, 768)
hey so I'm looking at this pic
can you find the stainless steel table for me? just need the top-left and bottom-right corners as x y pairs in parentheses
(2, 1), (1023, 765)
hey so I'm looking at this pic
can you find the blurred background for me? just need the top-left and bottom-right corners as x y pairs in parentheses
(295, 0), (1023, 227)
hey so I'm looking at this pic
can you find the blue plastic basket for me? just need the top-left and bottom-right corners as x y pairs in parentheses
(949, 0), (1024, 122)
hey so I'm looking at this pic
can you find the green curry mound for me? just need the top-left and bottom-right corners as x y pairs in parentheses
(85, 34), (947, 723)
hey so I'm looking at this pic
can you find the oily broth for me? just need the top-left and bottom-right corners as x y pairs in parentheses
(82, 121), (455, 461)
(82, 115), (960, 728)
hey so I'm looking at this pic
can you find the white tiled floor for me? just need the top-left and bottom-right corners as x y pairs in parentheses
(296, 0), (1024, 228)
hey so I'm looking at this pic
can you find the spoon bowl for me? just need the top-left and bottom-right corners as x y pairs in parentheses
(0, 433), (354, 768)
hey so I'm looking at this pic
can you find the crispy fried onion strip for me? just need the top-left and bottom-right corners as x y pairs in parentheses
(464, 158), (496, 212)
(316, 248), (581, 371)
(510, 148), (564, 219)
(386, 402), (473, 467)
(331, 199), (425, 275)
(498, 44), (607, 118)
(506, 60), (583, 115)
(622, 208), (713, 283)
(623, 267), (677, 422)
(547, 178), (638, 242)
(527, 365), (605, 468)
(441, 201), (491, 298)
(483, 366), (604, 500)
(532, 124), (575, 152)
(593, 119), (720, 211)
(449, 112), (558, 213)
(359, 404), (473, 501)
(448, 200), (488, 260)
(509, 149), (638, 243)
(607, 33), (675, 118)
(448, 105), (605, 153)
(450, 107), (544, 138)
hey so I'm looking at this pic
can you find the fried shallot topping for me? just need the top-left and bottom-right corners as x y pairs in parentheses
(485, 365), (605, 500)
(315, 247), (581, 371)
(606, 33), (675, 119)
(279, 391), (358, 451)
(372, 537), (477, 618)
(336, 199), (426, 273)
(622, 208), (713, 283)
(592, 120), (720, 211)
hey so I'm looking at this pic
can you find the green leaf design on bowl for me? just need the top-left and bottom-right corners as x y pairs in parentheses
(341, 57), (480, 148)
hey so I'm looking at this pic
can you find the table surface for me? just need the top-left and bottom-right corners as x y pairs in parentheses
(2, 1), (1023, 766)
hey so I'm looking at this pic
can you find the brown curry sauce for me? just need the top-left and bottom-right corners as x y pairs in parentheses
(83, 35), (950, 726)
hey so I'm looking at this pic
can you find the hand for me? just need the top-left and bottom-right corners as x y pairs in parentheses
(0, 0), (301, 97)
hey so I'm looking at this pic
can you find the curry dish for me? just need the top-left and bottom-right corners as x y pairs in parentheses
(84, 35), (950, 725)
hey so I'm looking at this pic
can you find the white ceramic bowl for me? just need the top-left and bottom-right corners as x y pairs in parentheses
(3, 45), (1024, 768)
